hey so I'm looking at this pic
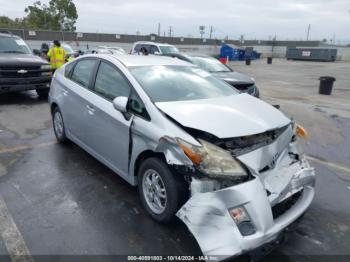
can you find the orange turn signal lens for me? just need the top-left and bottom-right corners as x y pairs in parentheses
(179, 144), (202, 166)
(296, 124), (308, 139)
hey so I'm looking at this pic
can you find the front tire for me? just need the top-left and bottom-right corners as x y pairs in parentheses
(138, 157), (186, 223)
(52, 107), (67, 143)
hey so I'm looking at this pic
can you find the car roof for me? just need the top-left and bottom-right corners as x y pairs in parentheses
(0, 33), (20, 38)
(83, 54), (192, 67)
(133, 41), (174, 46)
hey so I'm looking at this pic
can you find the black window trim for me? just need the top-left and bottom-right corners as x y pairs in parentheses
(91, 58), (151, 121)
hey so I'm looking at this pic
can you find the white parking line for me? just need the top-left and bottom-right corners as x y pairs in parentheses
(306, 155), (350, 175)
(0, 196), (33, 262)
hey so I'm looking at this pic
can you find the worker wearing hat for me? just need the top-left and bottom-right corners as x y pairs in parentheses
(47, 40), (66, 71)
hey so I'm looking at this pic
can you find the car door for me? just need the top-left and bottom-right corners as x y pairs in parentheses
(62, 58), (98, 143)
(83, 60), (133, 177)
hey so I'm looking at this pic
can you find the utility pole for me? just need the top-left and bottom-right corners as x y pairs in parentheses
(199, 25), (205, 39)
(169, 26), (173, 37)
(306, 24), (311, 40)
(158, 23), (161, 37)
(209, 25), (213, 39)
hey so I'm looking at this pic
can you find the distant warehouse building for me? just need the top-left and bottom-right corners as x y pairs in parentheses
(286, 47), (337, 62)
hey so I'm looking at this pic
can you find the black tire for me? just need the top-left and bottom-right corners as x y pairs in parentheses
(52, 107), (67, 143)
(36, 88), (49, 99)
(138, 157), (187, 223)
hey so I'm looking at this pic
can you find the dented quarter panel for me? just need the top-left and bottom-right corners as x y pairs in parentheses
(128, 114), (197, 185)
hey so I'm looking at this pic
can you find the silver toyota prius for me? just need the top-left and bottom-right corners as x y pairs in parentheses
(49, 54), (315, 259)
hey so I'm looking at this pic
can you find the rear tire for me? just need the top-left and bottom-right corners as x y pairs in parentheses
(36, 88), (49, 99)
(52, 107), (67, 143)
(138, 157), (187, 223)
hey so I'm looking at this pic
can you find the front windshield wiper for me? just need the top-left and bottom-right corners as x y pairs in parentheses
(1, 51), (27, 54)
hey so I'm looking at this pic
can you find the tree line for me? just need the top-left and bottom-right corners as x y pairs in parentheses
(0, 0), (78, 31)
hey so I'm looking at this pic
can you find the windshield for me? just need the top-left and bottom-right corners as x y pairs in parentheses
(0, 36), (31, 54)
(191, 57), (232, 73)
(159, 45), (179, 54)
(130, 65), (238, 103)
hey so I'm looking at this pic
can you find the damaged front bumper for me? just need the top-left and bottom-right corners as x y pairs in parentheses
(176, 156), (315, 260)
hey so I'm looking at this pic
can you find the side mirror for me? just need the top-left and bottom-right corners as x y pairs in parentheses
(154, 51), (160, 55)
(113, 96), (128, 113)
(33, 49), (41, 56)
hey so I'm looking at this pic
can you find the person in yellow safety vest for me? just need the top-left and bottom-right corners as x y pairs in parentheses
(66, 56), (74, 62)
(47, 40), (66, 71)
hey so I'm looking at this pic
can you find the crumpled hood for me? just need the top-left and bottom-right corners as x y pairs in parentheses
(156, 94), (290, 138)
(213, 71), (254, 84)
(0, 53), (48, 66)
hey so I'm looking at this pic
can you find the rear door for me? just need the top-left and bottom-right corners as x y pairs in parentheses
(83, 59), (133, 177)
(62, 58), (98, 142)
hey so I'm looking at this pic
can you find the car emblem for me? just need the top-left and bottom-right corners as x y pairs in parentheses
(17, 69), (28, 74)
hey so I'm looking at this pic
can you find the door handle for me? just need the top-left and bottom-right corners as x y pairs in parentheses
(62, 89), (68, 96)
(86, 105), (95, 115)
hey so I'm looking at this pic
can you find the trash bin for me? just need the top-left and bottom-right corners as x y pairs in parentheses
(267, 57), (273, 64)
(319, 76), (336, 95)
(245, 58), (251, 65)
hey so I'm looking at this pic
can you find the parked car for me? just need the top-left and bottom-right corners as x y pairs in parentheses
(98, 46), (126, 54)
(0, 33), (52, 97)
(84, 48), (115, 55)
(131, 41), (179, 55)
(163, 52), (260, 97)
(49, 54), (315, 260)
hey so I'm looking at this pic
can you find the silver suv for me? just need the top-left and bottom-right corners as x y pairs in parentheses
(49, 54), (315, 260)
(131, 41), (179, 55)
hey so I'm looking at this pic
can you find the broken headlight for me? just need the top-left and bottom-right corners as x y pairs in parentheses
(291, 121), (308, 140)
(177, 138), (248, 179)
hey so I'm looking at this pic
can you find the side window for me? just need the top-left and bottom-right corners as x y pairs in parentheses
(149, 45), (160, 54)
(143, 45), (151, 53)
(134, 44), (142, 53)
(71, 59), (96, 88)
(128, 91), (150, 120)
(94, 62), (131, 101)
(64, 62), (75, 78)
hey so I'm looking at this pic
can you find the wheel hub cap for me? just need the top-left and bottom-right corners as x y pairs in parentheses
(142, 169), (167, 214)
